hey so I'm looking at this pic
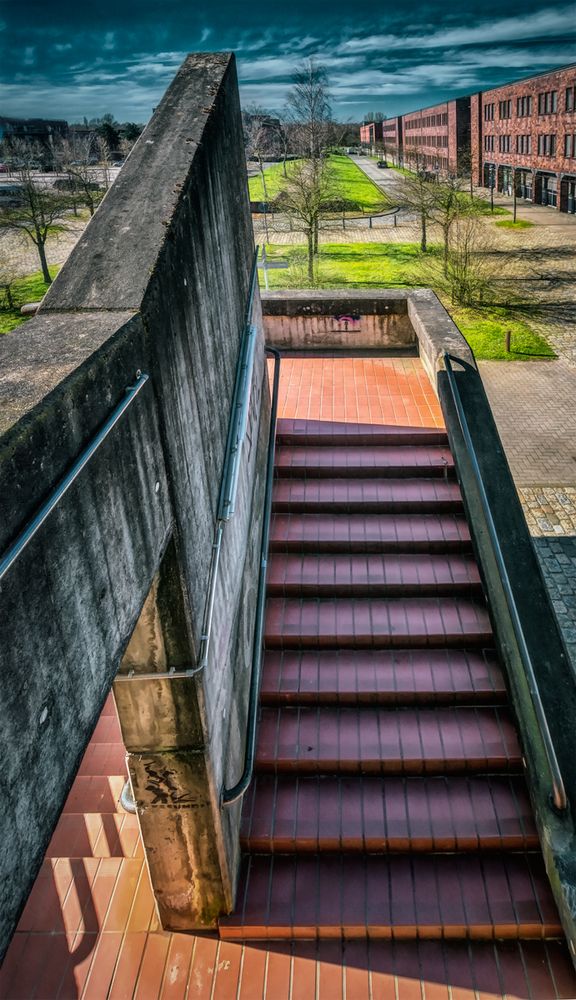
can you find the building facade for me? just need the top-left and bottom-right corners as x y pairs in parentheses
(470, 64), (576, 213)
(382, 116), (403, 164)
(402, 97), (471, 176)
(360, 120), (384, 148)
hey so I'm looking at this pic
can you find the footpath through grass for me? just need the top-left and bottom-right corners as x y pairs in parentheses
(262, 243), (554, 361)
(249, 154), (388, 213)
(0, 266), (59, 334)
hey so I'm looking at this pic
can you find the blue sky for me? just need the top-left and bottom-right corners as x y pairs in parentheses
(1, 0), (575, 122)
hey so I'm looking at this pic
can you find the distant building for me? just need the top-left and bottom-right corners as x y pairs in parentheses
(0, 116), (68, 164)
(381, 117), (403, 165)
(360, 121), (384, 148)
(402, 98), (471, 176)
(470, 64), (576, 214)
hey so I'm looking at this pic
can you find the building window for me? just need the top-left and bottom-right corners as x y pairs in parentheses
(499, 134), (511, 153)
(484, 103), (495, 121)
(442, 112), (448, 125)
(517, 95), (533, 117)
(538, 134), (557, 156)
(565, 134), (575, 158)
(516, 135), (532, 154)
(566, 86), (576, 112)
(499, 100), (512, 119)
(484, 135), (495, 152)
(538, 90), (558, 115)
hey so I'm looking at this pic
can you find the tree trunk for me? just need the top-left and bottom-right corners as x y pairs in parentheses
(307, 230), (314, 283)
(420, 211), (427, 253)
(37, 239), (52, 284)
(313, 216), (319, 255)
(443, 225), (450, 276)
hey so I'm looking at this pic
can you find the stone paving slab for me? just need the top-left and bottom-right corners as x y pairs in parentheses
(479, 359), (576, 487)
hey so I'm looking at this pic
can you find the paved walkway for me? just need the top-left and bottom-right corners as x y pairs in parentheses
(480, 357), (576, 663)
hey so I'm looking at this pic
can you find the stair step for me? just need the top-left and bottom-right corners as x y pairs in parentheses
(275, 445), (455, 479)
(270, 513), (472, 554)
(267, 553), (482, 598)
(219, 853), (561, 939)
(255, 707), (521, 775)
(265, 597), (493, 648)
(272, 477), (464, 513)
(276, 418), (448, 447)
(241, 775), (538, 852)
(260, 648), (506, 705)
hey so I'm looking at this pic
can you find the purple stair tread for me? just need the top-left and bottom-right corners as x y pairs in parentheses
(241, 774), (538, 852)
(265, 596), (493, 648)
(269, 512), (471, 553)
(275, 418), (448, 446)
(272, 477), (464, 513)
(266, 552), (482, 598)
(255, 706), (522, 774)
(275, 444), (455, 478)
(260, 647), (506, 704)
(219, 853), (560, 938)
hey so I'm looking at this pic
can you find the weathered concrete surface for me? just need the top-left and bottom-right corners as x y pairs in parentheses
(0, 53), (267, 954)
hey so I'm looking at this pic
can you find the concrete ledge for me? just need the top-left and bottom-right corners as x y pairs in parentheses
(261, 288), (475, 374)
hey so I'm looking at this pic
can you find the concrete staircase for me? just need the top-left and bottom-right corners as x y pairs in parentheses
(220, 418), (561, 941)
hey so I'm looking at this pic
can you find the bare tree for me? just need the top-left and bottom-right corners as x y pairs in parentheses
(285, 58), (332, 160)
(0, 140), (72, 283)
(54, 136), (104, 216)
(396, 169), (435, 253)
(244, 106), (278, 243)
(443, 215), (494, 306)
(279, 156), (336, 283)
(428, 176), (476, 276)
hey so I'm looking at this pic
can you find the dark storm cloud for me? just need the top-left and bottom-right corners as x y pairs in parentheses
(0, 0), (574, 121)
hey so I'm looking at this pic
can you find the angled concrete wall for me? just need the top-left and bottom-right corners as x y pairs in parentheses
(0, 52), (267, 955)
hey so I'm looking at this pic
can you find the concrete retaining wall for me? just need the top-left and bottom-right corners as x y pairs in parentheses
(261, 289), (475, 375)
(0, 53), (265, 954)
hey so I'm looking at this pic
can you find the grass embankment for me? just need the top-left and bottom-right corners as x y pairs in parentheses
(249, 154), (388, 213)
(261, 243), (554, 361)
(0, 266), (59, 334)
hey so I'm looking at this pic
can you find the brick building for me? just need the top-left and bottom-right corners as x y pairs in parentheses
(382, 116), (403, 164)
(360, 120), (384, 148)
(471, 64), (576, 213)
(401, 97), (471, 176)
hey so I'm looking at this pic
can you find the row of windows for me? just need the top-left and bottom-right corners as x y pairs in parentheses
(404, 112), (449, 130)
(405, 135), (449, 148)
(482, 132), (576, 157)
(484, 86), (575, 121)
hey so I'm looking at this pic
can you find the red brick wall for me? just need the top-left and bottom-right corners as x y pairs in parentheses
(475, 66), (576, 195)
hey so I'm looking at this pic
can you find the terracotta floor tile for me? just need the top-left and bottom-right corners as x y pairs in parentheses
(133, 933), (171, 999)
(185, 937), (219, 999)
(81, 931), (124, 999)
(237, 944), (267, 1000)
(158, 934), (195, 999)
(108, 932), (148, 999)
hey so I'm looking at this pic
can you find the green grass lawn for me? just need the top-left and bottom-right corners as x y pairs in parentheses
(0, 266), (59, 334)
(249, 154), (388, 213)
(262, 243), (554, 361)
(494, 219), (534, 229)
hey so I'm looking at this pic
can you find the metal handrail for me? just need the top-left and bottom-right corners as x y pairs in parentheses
(444, 352), (567, 813)
(221, 347), (281, 806)
(116, 248), (261, 683)
(0, 372), (150, 584)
